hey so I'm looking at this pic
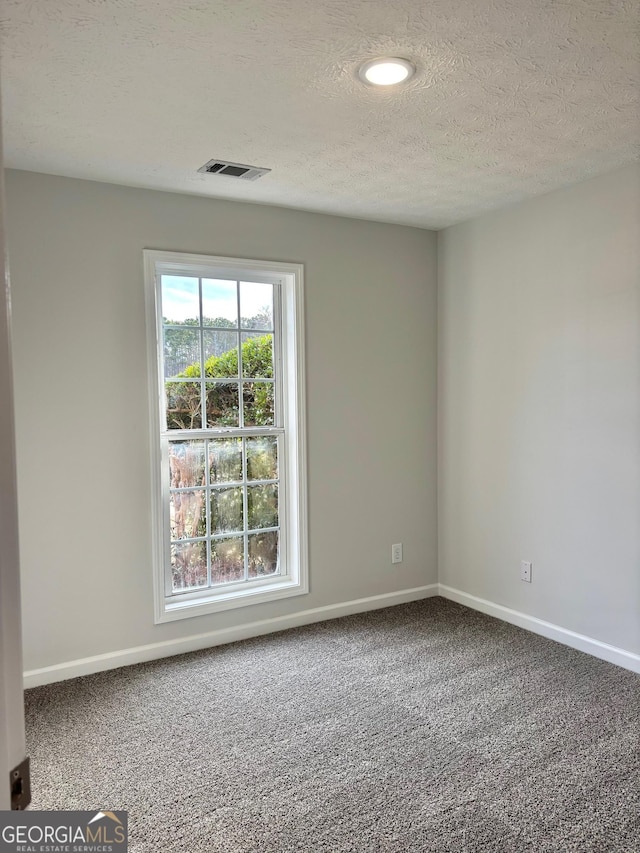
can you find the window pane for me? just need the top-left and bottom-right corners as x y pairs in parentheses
(248, 531), (279, 578)
(241, 333), (273, 378)
(246, 436), (278, 481)
(208, 439), (242, 483)
(211, 487), (243, 534)
(203, 330), (238, 377)
(170, 490), (206, 540)
(171, 540), (207, 592)
(169, 441), (205, 488)
(202, 279), (238, 327)
(203, 331), (238, 379)
(206, 382), (239, 427)
(247, 484), (278, 530)
(243, 382), (274, 426)
(166, 381), (202, 430)
(240, 282), (273, 330)
(161, 276), (199, 324)
(151, 255), (302, 613)
(164, 328), (200, 378)
(211, 537), (244, 585)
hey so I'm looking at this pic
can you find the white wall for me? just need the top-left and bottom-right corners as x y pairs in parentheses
(438, 164), (640, 655)
(5, 171), (438, 678)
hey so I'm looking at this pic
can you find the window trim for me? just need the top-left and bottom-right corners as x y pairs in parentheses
(144, 250), (308, 623)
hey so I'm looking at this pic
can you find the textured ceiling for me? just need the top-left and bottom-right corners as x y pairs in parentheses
(1, 0), (638, 228)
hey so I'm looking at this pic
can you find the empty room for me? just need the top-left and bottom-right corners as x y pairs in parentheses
(0, 1), (638, 851)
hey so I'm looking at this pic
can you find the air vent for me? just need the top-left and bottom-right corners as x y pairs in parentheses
(197, 159), (271, 181)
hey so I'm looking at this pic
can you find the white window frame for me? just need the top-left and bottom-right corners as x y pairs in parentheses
(144, 250), (308, 623)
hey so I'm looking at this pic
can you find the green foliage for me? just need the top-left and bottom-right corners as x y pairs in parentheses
(166, 334), (274, 430)
(180, 333), (273, 380)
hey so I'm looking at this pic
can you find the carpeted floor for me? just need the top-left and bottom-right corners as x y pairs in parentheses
(25, 598), (640, 852)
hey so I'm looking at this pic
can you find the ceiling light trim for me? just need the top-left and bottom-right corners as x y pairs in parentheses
(358, 57), (416, 87)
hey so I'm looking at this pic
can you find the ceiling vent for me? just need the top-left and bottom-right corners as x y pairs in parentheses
(197, 159), (271, 181)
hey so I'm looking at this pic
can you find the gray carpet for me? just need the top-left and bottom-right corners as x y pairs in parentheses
(24, 598), (640, 852)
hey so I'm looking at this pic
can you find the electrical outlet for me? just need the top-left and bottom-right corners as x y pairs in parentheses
(392, 543), (403, 564)
(520, 560), (532, 583)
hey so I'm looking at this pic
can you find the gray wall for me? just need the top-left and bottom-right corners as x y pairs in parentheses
(5, 171), (438, 673)
(8, 162), (639, 676)
(438, 164), (640, 654)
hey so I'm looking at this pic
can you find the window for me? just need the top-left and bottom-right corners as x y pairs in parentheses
(144, 251), (308, 622)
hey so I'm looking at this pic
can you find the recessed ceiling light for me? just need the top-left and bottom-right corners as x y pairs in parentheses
(359, 57), (415, 87)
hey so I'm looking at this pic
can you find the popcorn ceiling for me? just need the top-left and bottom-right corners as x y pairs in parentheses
(1, 0), (638, 228)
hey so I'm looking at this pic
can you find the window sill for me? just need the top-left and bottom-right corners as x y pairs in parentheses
(155, 575), (308, 624)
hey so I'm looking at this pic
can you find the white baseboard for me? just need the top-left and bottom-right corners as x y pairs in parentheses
(25, 583), (639, 688)
(439, 584), (640, 675)
(24, 584), (439, 688)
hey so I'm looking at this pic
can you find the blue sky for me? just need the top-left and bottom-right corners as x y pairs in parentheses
(161, 276), (272, 324)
